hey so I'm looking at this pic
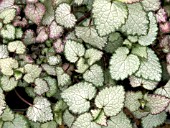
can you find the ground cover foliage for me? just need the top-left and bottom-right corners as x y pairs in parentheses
(0, 0), (170, 127)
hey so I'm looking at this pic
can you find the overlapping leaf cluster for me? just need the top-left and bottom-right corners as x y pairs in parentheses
(0, 0), (170, 128)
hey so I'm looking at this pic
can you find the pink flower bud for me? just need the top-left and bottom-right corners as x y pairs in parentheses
(160, 22), (170, 33)
(156, 8), (167, 23)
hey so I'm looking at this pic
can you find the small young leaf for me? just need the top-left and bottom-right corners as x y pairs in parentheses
(0, 8), (16, 24)
(23, 64), (42, 83)
(22, 30), (36, 45)
(92, 0), (127, 36)
(36, 27), (48, 43)
(121, 3), (149, 36)
(47, 55), (61, 66)
(85, 48), (103, 65)
(131, 44), (147, 58)
(61, 82), (96, 114)
(135, 48), (162, 81)
(109, 47), (140, 80)
(49, 21), (63, 40)
(95, 86), (125, 116)
(41, 64), (56, 76)
(34, 78), (49, 95)
(63, 110), (75, 127)
(144, 94), (170, 114)
(24, 3), (46, 25)
(138, 12), (158, 46)
(141, 112), (167, 128)
(0, 88), (6, 116)
(56, 67), (71, 87)
(3, 114), (29, 128)
(130, 76), (158, 90)
(27, 96), (53, 122)
(0, 24), (15, 40)
(44, 77), (57, 97)
(91, 109), (107, 126)
(55, 3), (77, 28)
(15, 28), (23, 39)
(125, 91), (143, 112)
(1, 76), (18, 92)
(72, 113), (101, 128)
(0, 106), (14, 121)
(75, 58), (89, 73)
(64, 40), (85, 63)
(105, 111), (132, 128)
(0, 45), (9, 59)
(141, 0), (161, 11)
(0, 58), (18, 76)
(83, 64), (104, 87)
(75, 26), (107, 49)
(8, 41), (26, 54)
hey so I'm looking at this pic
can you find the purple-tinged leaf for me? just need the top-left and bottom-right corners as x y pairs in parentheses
(144, 94), (170, 114)
(36, 26), (48, 43)
(26, 0), (38, 4)
(13, 16), (28, 27)
(49, 21), (63, 40)
(156, 8), (168, 23)
(23, 29), (36, 45)
(0, 0), (14, 11)
(167, 53), (170, 64)
(24, 3), (46, 25)
(159, 35), (170, 53)
(160, 22), (170, 33)
(53, 39), (64, 53)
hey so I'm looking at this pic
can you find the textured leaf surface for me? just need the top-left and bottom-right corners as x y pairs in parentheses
(125, 91), (143, 112)
(155, 80), (170, 98)
(41, 64), (56, 76)
(74, 0), (84, 5)
(55, 3), (77, 28)
(63, 110), (75, 127)
(27, 97), (53, 122)
(62, 82), (96, 114)
(91, 109), (107, 126)
(109, 47), (140, 80)
(95, 86), (125, 116)
(0, 0), (14, 10)
(75, 26), (107, 49)
(0, 24), (15, 40)
(34, 78), (49, 95)
(83, 64), (104, 87)
(56, 67), (71, 87)
(8, 41), (26, 54)
(24, 3), (46, 25)
(118, 0), (142, 3)
(41, 121), (57, 128)
(42, 0), (54, 25)
(75, 58), (89, 73)
(135, 48), (162, 81)
(3, 114), (29, 128)
(0, 45), (8, 59)
(92, 0), (127, 36)
(121, 3), (149, 36)
(0, 8), (16, 24)
(85, 48), (103, 65)
(64, 40), (85, 63)
(131, 44), (147, 58)
(144, 94), (170, 114)
(1, 76), (18, 92)
(23, 30), (35, 45)
(130, 76), (158, 90)
(0, 106), (14, 121)
(0, 88), (6, 116)
(141, 112), (167, 128)
(23, 64), (42, 83)
(49, 21), (63, 39)
(104, 111), (132, 128)
(138, 12), (158, 46)
(141, 0), (161, 11)
(0, 58), (18, 76)
(44, 77), (57, 97)
(72, 113), (101, 128)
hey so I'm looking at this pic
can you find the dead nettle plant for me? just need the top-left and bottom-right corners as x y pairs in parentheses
(0, 0), (170, 127)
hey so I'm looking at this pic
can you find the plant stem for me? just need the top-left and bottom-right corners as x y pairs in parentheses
(15, 89), (33, 106)
(76, 11), (91, 25)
